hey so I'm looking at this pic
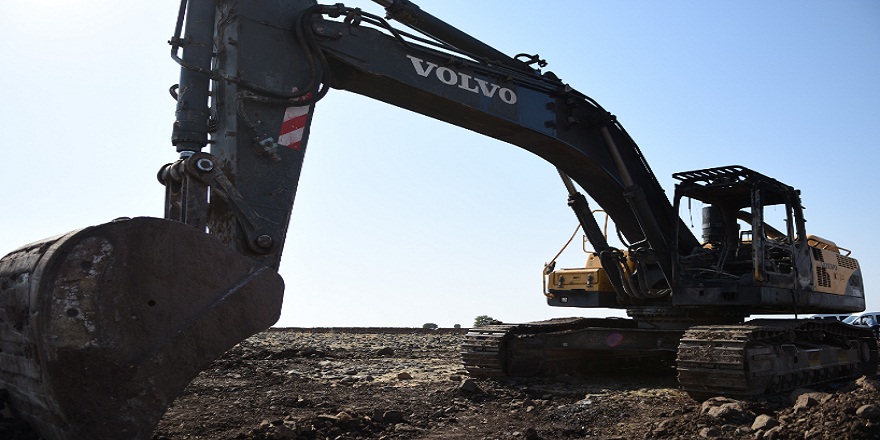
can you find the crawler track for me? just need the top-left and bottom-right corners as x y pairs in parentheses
(463, 318), (878, 399)
(460, 324), (519, 377)
(461, 318), (679, 378)
(677, 319), (878, 399)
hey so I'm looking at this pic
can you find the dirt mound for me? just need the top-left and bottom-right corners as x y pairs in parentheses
(3, 328), (879, 439)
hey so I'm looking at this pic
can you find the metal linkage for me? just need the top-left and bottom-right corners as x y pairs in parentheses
(158, 153), (278, 254)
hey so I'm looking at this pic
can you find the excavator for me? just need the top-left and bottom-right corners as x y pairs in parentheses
(0, 0), (874, 438)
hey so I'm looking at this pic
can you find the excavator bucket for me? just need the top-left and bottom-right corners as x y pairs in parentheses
(0, 217), (284, 439)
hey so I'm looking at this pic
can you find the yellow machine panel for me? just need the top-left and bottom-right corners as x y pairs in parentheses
(810, 245), (862, 297)
(547, 254), (615, 293)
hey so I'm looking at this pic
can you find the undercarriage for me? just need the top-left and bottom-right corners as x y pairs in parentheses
(462, 317), (878, 399)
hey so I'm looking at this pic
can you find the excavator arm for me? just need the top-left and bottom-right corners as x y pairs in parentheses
(174, 0), (699, 289)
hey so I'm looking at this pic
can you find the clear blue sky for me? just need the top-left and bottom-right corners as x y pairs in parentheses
(2, 1), (878, 327)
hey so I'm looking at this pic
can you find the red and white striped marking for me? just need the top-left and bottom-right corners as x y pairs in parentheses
(278, 92), (312, 150)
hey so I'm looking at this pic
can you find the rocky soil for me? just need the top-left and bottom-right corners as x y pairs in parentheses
(3, 327), (880, 439)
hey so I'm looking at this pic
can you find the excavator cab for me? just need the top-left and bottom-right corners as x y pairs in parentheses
(671, 165), (865, 314)
(672, 165), (809, 289)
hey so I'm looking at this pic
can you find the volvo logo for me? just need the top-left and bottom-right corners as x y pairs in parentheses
(407, 55), (517, 104)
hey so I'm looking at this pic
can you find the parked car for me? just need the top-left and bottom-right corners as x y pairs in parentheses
(808, 314), (851, 321)
(844, 311), (880, 337)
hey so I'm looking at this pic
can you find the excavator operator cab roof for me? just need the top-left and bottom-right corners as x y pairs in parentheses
(671, 165), (798, 210)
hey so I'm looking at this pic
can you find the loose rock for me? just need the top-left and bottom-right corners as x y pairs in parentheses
(751, 414), (778, 431)
(376, 347), (395, 356)
(382, 409), (406, 424)
(699, 426), (720, 438)
(793, 393), (831, 413)
(856, 404), (880, 419)
(856, 375), (880, 392)
(700, 397), (752, 420)
(335, 411), (353, 423)
(459, 378), (483, 394)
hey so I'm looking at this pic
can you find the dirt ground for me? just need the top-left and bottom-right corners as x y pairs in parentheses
(3, 327), (880, 439)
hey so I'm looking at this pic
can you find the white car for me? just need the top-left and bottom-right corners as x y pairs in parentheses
(844, 312), (880, 336)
